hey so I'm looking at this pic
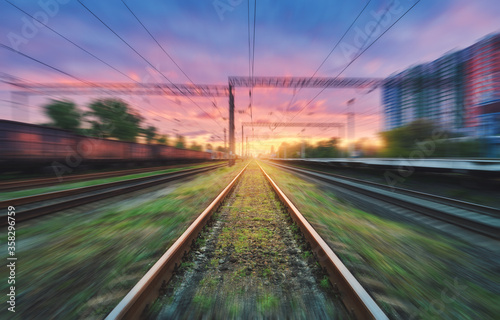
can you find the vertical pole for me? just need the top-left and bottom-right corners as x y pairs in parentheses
(246, 136), (248, 158)
(301, 140), (305, 158)
(224, 128), (227, 154)
(229, 84), (235, 166)
(347, 112), (355, 158)
(11, 91), (28, 122)
(241, 125), (244, 159)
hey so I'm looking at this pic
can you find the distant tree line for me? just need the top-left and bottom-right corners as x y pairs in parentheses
(42, 98), (211, 150)
(276, 138), (341, 158)
(272, 119), (486, 159)
(379, 119), (485, 158)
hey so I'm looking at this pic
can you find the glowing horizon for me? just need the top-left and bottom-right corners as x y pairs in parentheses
(1, 0), (499, 155)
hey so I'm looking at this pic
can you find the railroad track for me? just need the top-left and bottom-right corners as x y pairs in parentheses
(105, 161), (388, 319)
(0, 163), (225, 226)
(268, 161), (500, 240)
(0, 162), (220, 191)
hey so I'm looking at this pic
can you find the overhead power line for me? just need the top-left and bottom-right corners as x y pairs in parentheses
(77, 0), (225, 130)
(120, 0), (224, 117)
(280, 0), (372, 124)
(5, 0), (185, 110)
(5, 0), (138, 83)
(0, 45), (219, 138)
(288, 0), (421, 122)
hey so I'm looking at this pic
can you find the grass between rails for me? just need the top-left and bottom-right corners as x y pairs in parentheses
(157, 162), (340, 319)
(260, 161), (500, 320)
(0, 163), (214, 201)
(0, 162), (246, 319)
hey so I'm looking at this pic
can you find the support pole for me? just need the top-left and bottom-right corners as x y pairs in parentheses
(347, 112), (355, 158)
(11, 91), (28, 122)
(241, 125), (244, 159)
(224, 128), (227, 157)
(229, 84), (235, 166)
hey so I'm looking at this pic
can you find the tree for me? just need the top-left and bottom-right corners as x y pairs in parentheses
(43, 100), (81, 132)
(380, 119), (441, 157)
(175, 135), (186, 149)
(86, 99), (142, 142)
(276, 139), (340, 158)
(190, 142), (202, 151)
(142, 126), (157, 144)
(311, 138), (339, 158)
(205, 143), (213, 152)
(156, 134), (169, 145)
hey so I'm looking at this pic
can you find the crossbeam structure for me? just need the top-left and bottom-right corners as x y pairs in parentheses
(3, 73), (380, 165)
(229, 76), (383, 88)
(6, 81), (229, 97)
(242, 122), (344, 128)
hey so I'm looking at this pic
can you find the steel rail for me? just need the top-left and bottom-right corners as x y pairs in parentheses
(0, 164), (223, 208)
(105, 162), (249, 319)
(0, 164), (225, 226)
(0, 162), (219, 191)
(272, 161), (500, 217)
(269, 162), (500, 240)
(257, 162), (388, 320)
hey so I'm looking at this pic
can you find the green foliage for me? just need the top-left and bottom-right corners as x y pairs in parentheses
(380, 119), (437, 157)
(380, 119), (485, 158)
(190, 142), (202, 151)
(257, 293), (279, 311)
(142, 125), (157, 144)
(320, 276), (330, 289)
(156, 134), (169, 145)
(302, 250), (312, 260)
(175, 135), (186, 149)
(262, 267), (272, 278)
(276, 138), (340, 158)
(43, 99), (82, 132)
(86, 99), (142, 142)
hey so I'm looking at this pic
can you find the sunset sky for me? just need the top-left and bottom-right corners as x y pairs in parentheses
(1, 0), (499, 155)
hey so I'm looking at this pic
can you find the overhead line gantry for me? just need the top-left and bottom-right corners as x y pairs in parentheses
(3, 75), (384, 165)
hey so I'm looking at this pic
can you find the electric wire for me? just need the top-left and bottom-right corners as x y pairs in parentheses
(77, 0), (225, 130)
(120, 0), (225, 119)
(289, 0), (421, 122)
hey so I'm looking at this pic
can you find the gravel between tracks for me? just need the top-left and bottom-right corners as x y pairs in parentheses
(155, 162), (345, 319)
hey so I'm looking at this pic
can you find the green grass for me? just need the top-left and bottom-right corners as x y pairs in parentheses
(262, 267), (272, 278)
(0, 163), (212, 200)
(192, 294), (215, 311)
(260, 161), (500, 320)
(257, 293), (279, 312)
(320, 276), (330, 289)
(180, 262), (195, 270)
(199, 276), (218, 288)
(302, 250), (312, 260)
(0, 162), (246, 319)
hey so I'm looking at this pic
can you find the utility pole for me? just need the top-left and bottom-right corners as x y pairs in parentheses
(241, 125), (244, 159)
(228, 84), (235, 166)
(347, 112), (355, 158)
(11, 91), (28, 122)
(224, 128), (227, 154)
(346, 98), (355, 158)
